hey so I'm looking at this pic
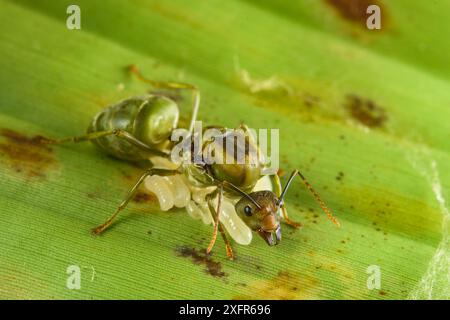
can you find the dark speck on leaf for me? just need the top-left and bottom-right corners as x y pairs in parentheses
(325, 0), (387, 27)
(0, 128), (57, 179)
(345, 94), (388, 128)
(133, 192), (156, 203)
(175, 246), (227, 278)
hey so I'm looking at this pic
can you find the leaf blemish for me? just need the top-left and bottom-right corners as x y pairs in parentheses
(345, 94), (388, 128)
(336, 171), (345, 181)
(87, 190), (102, 199)
(325, 0), (387, 27)
(0, 128), (57, 179)
(175, 246), (227, 278)
(132, 191), (157, 203)
(233, 271), (319, 300)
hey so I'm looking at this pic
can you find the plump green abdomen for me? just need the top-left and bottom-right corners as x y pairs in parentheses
(88, 94), (179, 161)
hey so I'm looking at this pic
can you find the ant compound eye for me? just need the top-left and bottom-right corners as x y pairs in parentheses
(244, 205), (252, 216)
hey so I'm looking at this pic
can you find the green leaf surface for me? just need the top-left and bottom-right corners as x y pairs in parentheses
(0, 0), (449, 299)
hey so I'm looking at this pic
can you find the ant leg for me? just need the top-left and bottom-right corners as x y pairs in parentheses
(280, 205), (302, 228)
(218, 223), (234, 260)
(271, 173), (302, 228)
(129, 65), (200, 133)
(40, 129), (168, 158)
(92, 168), (179, 235)
(206, 184), (224, 255)
(207, 192), (234, 260)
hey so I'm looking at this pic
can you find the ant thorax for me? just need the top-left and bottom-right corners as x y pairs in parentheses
(170, 126), (266, 190)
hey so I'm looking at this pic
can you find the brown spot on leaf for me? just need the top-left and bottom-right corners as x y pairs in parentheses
(234, 271), (319, 300)
(346, 94), (388, 128)
(0, 129), (56, 179)
(87, 191), (101, 199)
(133, 191), (157, 203)
(119, 169), (134, 182)
(336, 171), (345, 181)
(175, 246), (227, 278)
(326, 0), (386, 25)
(304, 94), (320, 108)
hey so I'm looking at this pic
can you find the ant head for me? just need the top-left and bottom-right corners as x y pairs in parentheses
(233, 170), (340, 246)
(235, 191), (282, 246)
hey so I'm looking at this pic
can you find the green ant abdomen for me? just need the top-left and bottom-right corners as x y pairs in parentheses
(88, 94), (179, 160)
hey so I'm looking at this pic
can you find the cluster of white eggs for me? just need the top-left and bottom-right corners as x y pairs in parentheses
(144, 173), (273, 246)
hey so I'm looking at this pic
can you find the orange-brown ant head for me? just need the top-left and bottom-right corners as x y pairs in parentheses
(234, 169), (340, 246)
(235, 191), (282, 246)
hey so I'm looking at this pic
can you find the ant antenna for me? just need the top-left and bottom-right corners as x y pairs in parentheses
(278, 169), (340, 227)
(223, 181), (261, 209)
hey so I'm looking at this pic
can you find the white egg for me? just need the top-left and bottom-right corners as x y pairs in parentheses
(191, 185), (216, 204)
(253, 175), (273, 192)
(163, 175), (191, 208)
(198, 202), (213, 225)
(144, 175), (174, 211)
(212, 198), (252, 245)
(148, 156), (180, 170)
(186, 200), (202, 220)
